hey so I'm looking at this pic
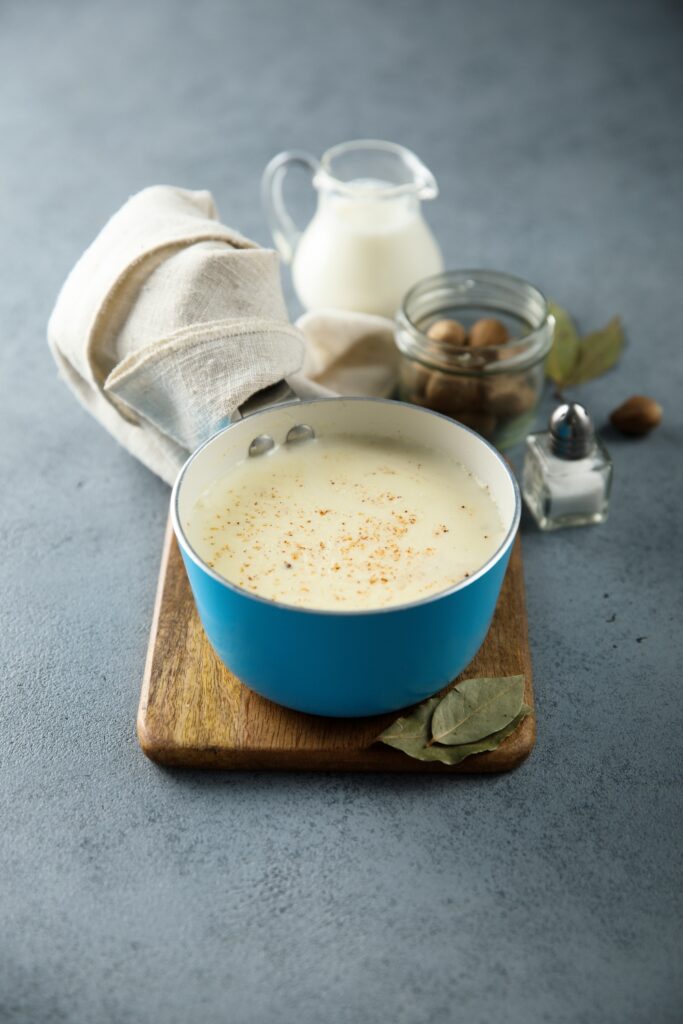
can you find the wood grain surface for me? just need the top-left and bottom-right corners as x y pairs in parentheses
(137, 519), (535, 772)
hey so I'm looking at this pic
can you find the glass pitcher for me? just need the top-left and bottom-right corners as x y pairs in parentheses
(261, 140), (443, 317)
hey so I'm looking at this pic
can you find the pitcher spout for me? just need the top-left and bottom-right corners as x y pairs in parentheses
(314, 139), (440, 201)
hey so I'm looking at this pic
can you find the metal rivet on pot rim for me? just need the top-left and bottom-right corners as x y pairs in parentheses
(286, 424), (316, 444)
(248, 434), (276, 457)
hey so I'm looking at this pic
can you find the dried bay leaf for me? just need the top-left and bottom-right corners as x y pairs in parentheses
(430, 674), (525, 746)
(376, 695), (441, 758)
(546, 302), (580, 385)
(377, 676), (530, 765)
(564, 315), (624, 386)
(416, 705), (532, 765)
(545, 304), (624, 388)
(377, 702), (533, 765)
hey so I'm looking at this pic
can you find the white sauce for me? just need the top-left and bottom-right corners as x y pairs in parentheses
(185, 434), (505, 611)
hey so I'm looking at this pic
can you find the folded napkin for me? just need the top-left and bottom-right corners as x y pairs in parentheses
(48, 185), (397, 484)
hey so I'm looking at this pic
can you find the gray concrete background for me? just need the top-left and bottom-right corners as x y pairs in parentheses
(1, 0), (681, 1021)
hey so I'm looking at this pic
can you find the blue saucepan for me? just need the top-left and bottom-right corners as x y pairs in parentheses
(172, 397), (521, 717)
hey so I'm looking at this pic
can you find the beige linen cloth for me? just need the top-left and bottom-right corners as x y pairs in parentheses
(48, 185), (397, 484)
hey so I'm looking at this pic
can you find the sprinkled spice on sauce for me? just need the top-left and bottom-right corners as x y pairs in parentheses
(185, 434), (505, 611)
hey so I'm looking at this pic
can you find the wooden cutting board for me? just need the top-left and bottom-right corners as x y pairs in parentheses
(137, 519), (535, 772)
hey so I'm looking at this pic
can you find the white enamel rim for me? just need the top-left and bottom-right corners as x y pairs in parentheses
(171, 398), (522, 618)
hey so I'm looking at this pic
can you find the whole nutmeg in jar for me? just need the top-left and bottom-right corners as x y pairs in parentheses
(426, 318), (467, 345)
(468, 317), (510, 349)
(424, 370), (482, 418)
(394, 270), (555, 448)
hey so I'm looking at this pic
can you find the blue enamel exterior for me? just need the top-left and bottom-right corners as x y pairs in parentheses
(179, 542), (513, 718)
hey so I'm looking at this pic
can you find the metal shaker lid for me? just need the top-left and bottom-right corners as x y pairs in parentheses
(549, 402), (595, 459)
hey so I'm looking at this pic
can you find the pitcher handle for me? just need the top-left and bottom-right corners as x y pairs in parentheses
(261, 150), (320, 264)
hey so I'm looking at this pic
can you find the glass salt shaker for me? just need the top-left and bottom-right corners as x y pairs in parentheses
(522, 402), (612, 530)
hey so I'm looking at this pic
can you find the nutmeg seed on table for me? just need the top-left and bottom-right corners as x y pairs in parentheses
(609, 395), (662, 436)
(426, 318), (467, 345)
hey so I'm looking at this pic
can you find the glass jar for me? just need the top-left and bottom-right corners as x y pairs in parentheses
(395, 270), (555, 448)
